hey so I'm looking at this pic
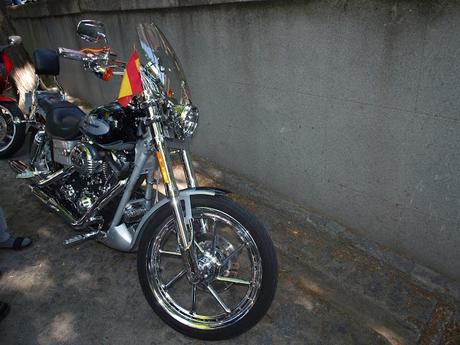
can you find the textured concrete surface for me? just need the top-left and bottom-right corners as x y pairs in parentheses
(7, 0), (460, 282)
(0, 151), (459, 345)
(7, 0), (267, 17)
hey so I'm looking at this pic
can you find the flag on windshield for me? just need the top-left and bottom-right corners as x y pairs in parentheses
(118, 49), (143, 107)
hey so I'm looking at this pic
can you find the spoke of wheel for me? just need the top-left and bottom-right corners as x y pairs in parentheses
(210, 219), (217, 255)
(191, 283), (197, 312)
(216, 276), (251, 286)
(220, 243), (246, 267)
(200, 218), (208, 232)
(207, 285), (231, 314)
(159, 249), (181, 257)
(163, 269), (187, 290)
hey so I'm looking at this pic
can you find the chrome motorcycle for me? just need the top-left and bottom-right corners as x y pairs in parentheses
(8, 20), (277, 339)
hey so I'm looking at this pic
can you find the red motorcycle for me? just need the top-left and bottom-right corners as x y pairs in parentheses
(0, 35), (26, 158)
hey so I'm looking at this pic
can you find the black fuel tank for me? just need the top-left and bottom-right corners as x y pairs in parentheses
(80, 102), (137, 144)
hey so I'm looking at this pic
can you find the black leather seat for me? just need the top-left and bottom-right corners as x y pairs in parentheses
(37, 93), (85, 140)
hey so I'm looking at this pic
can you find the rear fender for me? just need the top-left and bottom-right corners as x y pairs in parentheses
(0, 95), (16, 103)
(129, 187), (229, 252)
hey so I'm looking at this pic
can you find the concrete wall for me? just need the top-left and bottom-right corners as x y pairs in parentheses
(8, 0), (460, 281)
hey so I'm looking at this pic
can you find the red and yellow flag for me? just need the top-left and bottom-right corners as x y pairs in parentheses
(118, 49), (143, 107)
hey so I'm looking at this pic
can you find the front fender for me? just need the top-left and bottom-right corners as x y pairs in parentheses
(129, 187), (229, 252)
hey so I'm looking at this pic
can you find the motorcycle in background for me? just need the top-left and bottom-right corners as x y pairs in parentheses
(7, 20), (278, 339)
(0, 35), (26, 158)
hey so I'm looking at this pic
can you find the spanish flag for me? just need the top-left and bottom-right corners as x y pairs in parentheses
(118, 49), (143, 107)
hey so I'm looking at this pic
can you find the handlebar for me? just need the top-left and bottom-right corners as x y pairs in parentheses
(58, 47), (87, 61)
(58, 46), (125, 81)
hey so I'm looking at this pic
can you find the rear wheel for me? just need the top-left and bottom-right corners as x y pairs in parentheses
(0, 102), (25, 158)
(137, 195), (278, 340)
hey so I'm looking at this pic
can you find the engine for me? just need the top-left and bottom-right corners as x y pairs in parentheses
(60, 180), (105, 214)
(51, 138), (135, 224)
(53, 140), (105, 176)
(70, 142), (103, 175)
(51, 140), (114, 216)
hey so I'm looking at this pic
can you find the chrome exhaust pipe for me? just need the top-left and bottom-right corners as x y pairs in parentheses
(9, 159), (29, 174)
(37, 167), (75, 187)
(31, 185), (79, 225)
(30, 179), (127, 230)
(9, 159), (74, 187)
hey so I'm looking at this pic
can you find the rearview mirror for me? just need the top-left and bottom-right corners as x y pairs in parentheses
(77, 20), (107, 44)
(8, 36), (22, 46)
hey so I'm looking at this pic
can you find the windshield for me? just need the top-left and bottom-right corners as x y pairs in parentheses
(137, 23), (191, 106)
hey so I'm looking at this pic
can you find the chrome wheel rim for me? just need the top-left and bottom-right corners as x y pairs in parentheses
(146, 207), (263, 330)
(0, 105), (16, 153)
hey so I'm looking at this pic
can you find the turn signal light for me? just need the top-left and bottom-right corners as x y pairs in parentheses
(102, 67), (113, 81)
(156, 151), (170, 184)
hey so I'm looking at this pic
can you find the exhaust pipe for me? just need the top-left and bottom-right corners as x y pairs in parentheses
(31, 186), (79, 225)
(37, 167), (75, 187)
(30, 179), (127, 230)
(9, 159), (74, 187)
(9, 160), (30, 174)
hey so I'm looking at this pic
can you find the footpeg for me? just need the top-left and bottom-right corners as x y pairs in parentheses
(63, 230), (99, 247)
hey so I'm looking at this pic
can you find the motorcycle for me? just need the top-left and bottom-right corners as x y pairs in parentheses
(8, 20), (278, 339)
(0, 35), (26, 159)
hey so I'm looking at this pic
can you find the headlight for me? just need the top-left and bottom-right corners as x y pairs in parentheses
(171, 104), (199, 138)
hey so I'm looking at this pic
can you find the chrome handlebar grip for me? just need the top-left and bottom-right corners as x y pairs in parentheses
(58, 47), (108, 79)
(58, 47), (87, 61)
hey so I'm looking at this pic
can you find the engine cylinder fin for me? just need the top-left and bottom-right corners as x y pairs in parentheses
(70, 142), (103, 175)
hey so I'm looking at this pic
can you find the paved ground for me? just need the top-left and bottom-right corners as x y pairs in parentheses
(0, 150), (458, 345)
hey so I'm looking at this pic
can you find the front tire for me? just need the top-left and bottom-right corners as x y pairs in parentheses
(0, 102), (26, 158)
(137, 195), (278, 340)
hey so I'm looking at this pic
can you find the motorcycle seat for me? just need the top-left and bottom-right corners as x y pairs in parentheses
(37, 93), (85, 140)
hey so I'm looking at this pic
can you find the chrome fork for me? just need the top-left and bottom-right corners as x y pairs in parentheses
(149, 114), (201, 283)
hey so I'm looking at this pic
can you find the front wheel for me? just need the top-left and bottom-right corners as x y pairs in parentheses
(0, 102), (26, 159)
(137, 195), (278, 340)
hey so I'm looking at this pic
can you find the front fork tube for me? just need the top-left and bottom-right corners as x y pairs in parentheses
(144, 169), (155, 210)
(150, 122), (200, 283)
(181, 149), (197, 188)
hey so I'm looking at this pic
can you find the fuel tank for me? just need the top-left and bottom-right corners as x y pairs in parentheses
(80, 102), (137, 144)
